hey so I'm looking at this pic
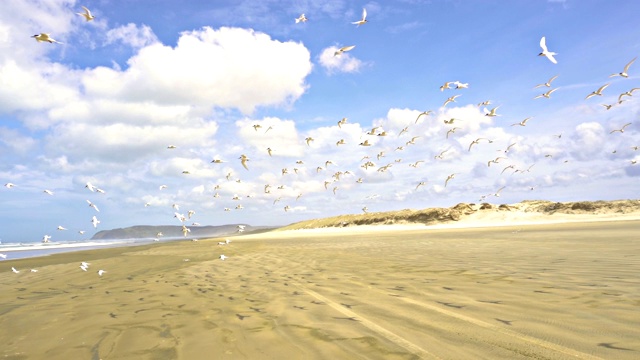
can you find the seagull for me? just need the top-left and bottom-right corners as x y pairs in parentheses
(78, 230), (85, 235)
(239, 154), (249, 170)
(159, 185), (168, 190)
(446, 127), (460, 139)
(585, 83), (610, 100)
(220, 255), (228, 261)
(610, 57), (637, 78)
(415, 181), (427, 190)
(336, 139), (346, 146)
(334, 45), (355, 56)
(440, 81), (455, 91)
(85, 182), (96, 192)
(42, 234), (51, 243)
(252, 124), (262, 131)
(618, 88), (640, 102)
(76, 6), (95, 21)
(91, 216), (100, 228)
(434, 149), (449, 160)
(12, 267), (19, 274)
(477, 100), (491, 107)
(86, 200), (100, 212)
(538, 36), (557, 64)
(494, 186), (506, 197)
(443, 95), (461, 107)
(0, 253), (7, 259)
(32, 33), (63, 44)
(444, 173), (457, 187)
(30, 269), (38, 273)
(359, 139), (371, 146)
(352, 8), (368, 26)
(511, 117), (532, 127)
(4, 183), (15, 188)
(534, 88), (558, 99)
(610, 123), (632, 134)
(487, 156), (506, 167)
(337, 118), (347, 128)
(534, 75), (559, 88)
(415, 110), (432, 123)
(167, 145), (177, 149)
(57, 226), (67, 231)
(295, 13), (308, 23)
(211, 158), (224, 163)
(453, 81), (469, 89)
(468, 138), (493, 151)
(305, 137), (314, 146)
(43, 189), (54, 195)
(98, 270), (106, 276)
(484, 106), (500, 117)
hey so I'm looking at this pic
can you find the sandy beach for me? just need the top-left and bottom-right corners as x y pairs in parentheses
(1, 217), (639, 359)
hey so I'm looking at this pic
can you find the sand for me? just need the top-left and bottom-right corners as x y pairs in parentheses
(1, 218), (639, 359)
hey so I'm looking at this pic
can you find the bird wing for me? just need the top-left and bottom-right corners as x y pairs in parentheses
(623, 57), (637, 72)
(545, 53), (557, 64)
(548, 75), (559, 84)
(597, 83), (610, 93)
(539, 36), (548, 52)
(362, 8), (367, 21)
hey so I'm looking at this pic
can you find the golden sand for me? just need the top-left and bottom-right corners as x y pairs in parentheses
(1, 219), (639, 359)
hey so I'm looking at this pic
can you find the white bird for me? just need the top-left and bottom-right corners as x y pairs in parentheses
(76, 6), (95, 21)
(610, 123), (632, 134)
(237, 225), (246, 233)
(97, 269), (106, 276)
(87, 200), (100, 212)
(91, 216), (100, 228)
(352, 8), (368, 26)
(85, 182), (96, 192)
(42, 235), (51, 243)
(30, 269), (38, 273)
(334, 45), (355, 56)
(610, 57), (637, 78)
(239, 154), (249, 170)
(78, 230), (85, 235)
(32, 33), (63, 44)
(484, 106), (500, 117)
(4, 183), (15, 188)
(538, 36), (557, 64)
(81, 261), (90, 268)
(159, 185), (168, 190)
(57, 226), (67, 231)
(96, 188), (105, 194)
(533, 88), (558, 99)
(0, 253), (7, 259)
(295, 13), (308, 23)
(511, 117), (532, 127)
(43, 189), (54, 195)
(443, 95), (461, 107)
(80, 265), (88, 271)
(534, 75), (559, 88)
(11, 267), (19, 274)
(585, 83), (610, 100)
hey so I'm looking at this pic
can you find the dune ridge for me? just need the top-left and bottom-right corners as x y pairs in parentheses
(278, 199), (640, 231)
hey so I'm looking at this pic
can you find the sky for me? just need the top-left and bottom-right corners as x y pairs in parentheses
(1, 0), (639, 243)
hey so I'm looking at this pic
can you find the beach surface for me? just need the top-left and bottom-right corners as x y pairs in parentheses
(1, 214), (639, 359)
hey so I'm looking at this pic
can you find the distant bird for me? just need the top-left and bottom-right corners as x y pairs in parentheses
(444, 173), (457, 187)
(415, 110), (432, 123)
(352, 8), (368, 26)
(494, 186), (506, 197)
(43, 189), (53, 195)
(334, 45), (355, 56)
(97, 269), (106, 276)
(610, 123), (632, 134)
(534, 75), (559, 88)
(91, 216), (100, 228)
(85, 182), (96, 192)
(42, 235), (51, 243)
(0, 253), (7, 259)
(12, 267), (19, 274)
(434, 149), (449, 160)
(601, 104), (614, 110)
(220, 255), (228, 261)
(57, 226), (67, 231)
(237, 225), (246, 233)
(252, 124), (262, 131)
(440, 81), (455, 91)
(239, 154), (249, 170)
(4, 183), (15, 188)
(159, 185), (168, 190)
(585, 83), (610, 100)
(511, 117), (532, 127)
(453, 81), (469, 89)
(336, 139), (345, 146)
(295, 13), (308, 23)
(78, 230), (85, 235)
(443, 95), (461, 107)
(446, 127), (460, 139)
(484, 106), (500, 117)
(30, 269), (38, 273)
(211, 158), (224, 163)
(416, 181), (427, 190)
(359, 139), (371, 146)
(167, 145), (177, 149)
(538, 36), (557, 64)
(487, 157), (506, 167)
(337, 118), (347, 128)
(468, 138), (492, 151)
(32, 33), (63, 44)
(267, 147), (273, 157)
(86, 200), (99, 212)
(477, 100), (491, 107)
(305, 137), (314, 146)
(534, 88), (558, 99)
(610, 57), (637, 78)
(76, 6), (95, 21)
(362, 206), (368, 213)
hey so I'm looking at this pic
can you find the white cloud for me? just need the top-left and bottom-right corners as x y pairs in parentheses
(318, 45), (364, 74)
(105, 23), (159, 49)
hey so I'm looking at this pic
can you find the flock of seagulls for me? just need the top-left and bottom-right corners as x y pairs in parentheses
(1, 5), (637, 256)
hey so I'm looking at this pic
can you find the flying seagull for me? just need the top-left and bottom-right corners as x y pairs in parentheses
(534, 75), (559, 88)
(610, 57), (637, 78)
(352, 8), (368, 26)
(585, 83), (610, 100)
(32, 33), (63, 44)
(334, 45), (355, 56)
(538, 36), (557, 64)
(295, 14), (308, 23)
(76, 6), (95, 21)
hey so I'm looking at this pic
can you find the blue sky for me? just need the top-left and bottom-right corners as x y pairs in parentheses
(1, 0), (639, 243)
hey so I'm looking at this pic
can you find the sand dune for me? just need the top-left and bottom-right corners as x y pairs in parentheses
(1, 202), (639, 359)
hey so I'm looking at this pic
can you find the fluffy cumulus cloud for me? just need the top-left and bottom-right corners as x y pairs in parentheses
(105, 23), (159, 48)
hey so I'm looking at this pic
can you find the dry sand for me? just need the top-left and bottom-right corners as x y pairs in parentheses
(1, 216), (639, 359)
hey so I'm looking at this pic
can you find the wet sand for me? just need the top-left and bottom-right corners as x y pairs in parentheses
(1, 220), (639, 359)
